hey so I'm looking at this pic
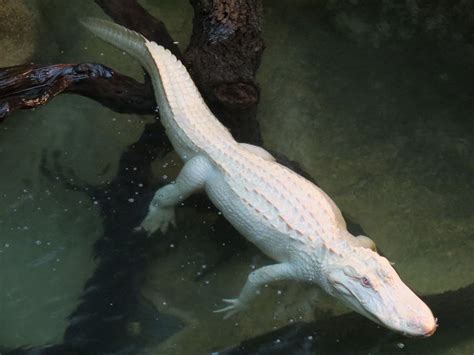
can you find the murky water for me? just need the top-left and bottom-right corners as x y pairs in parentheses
(1, 0), (473, 354)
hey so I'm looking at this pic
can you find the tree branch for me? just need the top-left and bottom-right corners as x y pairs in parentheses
(0, 63), (155, 121)
(185, 0), (264, 143)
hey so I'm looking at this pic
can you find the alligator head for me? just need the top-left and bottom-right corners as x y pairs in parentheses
(323, 245), (437, 337)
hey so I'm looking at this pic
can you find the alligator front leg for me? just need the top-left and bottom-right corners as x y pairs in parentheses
(137, 155), (211, 235)
(215, 263), (296, 319)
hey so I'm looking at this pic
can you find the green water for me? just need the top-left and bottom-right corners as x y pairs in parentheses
(0, 0), (473, 354)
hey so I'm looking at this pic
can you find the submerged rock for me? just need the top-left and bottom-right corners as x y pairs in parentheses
(0, 0), (37, 66)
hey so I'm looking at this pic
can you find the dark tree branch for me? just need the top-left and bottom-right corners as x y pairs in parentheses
(185, 0), (265, 143)
(0, 0), (186, 122)
(0, 63), (155, 121)
(185, 0), (264, 107)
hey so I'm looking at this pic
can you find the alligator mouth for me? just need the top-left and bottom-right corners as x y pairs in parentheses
(333, 282), (385, 327)
(423, 324), (438, 337)
(401, 322), (438, 338)
(334, 282), (438, 338)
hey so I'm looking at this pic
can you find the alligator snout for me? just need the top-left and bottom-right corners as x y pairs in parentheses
(404, 312), (438, 337)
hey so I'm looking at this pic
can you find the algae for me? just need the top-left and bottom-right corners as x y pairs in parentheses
(0, 0), (38, 66)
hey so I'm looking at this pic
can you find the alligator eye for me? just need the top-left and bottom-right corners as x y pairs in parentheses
(361, 277), (372, 288)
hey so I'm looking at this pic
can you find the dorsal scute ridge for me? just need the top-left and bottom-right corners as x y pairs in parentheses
(143, 40), (237, 159)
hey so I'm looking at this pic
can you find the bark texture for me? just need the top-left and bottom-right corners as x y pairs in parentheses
(185, 0), (265, 143)
(0, 63), (155, 121)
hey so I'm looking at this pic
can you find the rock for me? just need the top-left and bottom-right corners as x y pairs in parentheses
(0, 0), (37, 66)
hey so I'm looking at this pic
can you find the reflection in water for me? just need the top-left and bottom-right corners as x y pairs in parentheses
(0, 0), (473, 354)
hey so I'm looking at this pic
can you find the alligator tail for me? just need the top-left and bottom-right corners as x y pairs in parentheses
(80, 17), (175, 121)
(80, 18), (213, 156)
(80, 17), (152, 70)
(80, 17), (228, 156)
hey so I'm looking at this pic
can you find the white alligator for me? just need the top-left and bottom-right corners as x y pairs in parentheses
(82, 18), (437, 337)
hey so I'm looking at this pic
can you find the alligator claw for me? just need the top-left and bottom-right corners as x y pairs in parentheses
(214, 298), (246, 319)
(137, 205), (176, 235)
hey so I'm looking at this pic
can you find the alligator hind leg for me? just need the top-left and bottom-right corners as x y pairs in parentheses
(137, 155), (212, 235)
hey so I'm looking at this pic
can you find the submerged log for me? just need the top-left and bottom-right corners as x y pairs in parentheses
(220, 283), (474, 354)
(58, 123), (178, 354)
(5, 121), (175, 355)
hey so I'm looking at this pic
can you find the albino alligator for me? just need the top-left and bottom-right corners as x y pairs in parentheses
(82, 18), (437, 337)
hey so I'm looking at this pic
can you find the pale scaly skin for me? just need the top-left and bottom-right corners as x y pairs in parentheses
(82, 19), (437, 337)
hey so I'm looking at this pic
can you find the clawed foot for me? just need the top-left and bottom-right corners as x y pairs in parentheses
(135, 205), (176, 235)
(214, 298), (248, 319)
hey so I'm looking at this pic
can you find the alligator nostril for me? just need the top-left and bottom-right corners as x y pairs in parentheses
(424, 326), (437, 337)
(411, 317), (437, 337)
(404, 314), (437, 337)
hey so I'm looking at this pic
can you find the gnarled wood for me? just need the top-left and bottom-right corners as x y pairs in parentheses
(185, 0), (264, 143)
(0, 63), (155, 121)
